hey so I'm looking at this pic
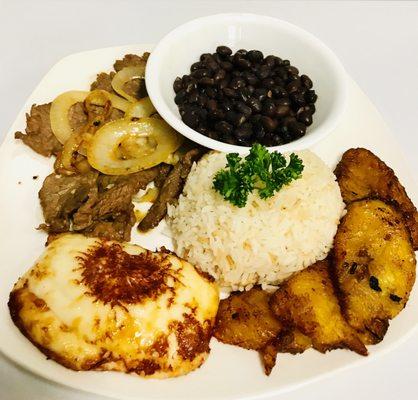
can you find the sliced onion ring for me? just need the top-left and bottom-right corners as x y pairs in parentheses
(125, 97), (156, 120)
(111, 65), (146, 103)
(50, 91), (88, 144)
(50, 90), (130, 144)
(87, 118), (183, 175)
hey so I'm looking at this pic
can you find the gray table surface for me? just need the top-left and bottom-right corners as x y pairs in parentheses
(0, 1), (417, 399)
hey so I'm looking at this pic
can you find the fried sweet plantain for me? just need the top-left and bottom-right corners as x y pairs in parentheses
(213, 286), (311, 375)
(333, 199), (416, 344)
(270, 259), (368, 356)
(335, 148), (418, 249)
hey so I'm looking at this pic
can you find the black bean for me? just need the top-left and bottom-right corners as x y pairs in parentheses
(200, 53), (213, 62)
(262, 99), (276, 117)
(254, 87), (268, 102)
(277, 69), (288, 81)
(288, 121), (306, 138)
(287, 66), (299, 76)
(182, 112), (199, 128)
(209, 109), (225, 120)
(254, 123), (266, 140)
(305, 90), (318, 103)
(282, 116), (297, 127)
(261, 116), (278, 132)
(273, 76), (285, 86)
(297, 111), (313, 126)
(276, 97), (291, 107)
(262, 78), (275, 89)
(301, 74), (313, 89)
(238, 87), (252, 102)
(206, 99), (218, 112)
(191, 61), (204, 71)
(234, 123), (253, 139)
(188, 91), (199, 103)
(205, 86), (217, 98)
(290, 91), (306, 107)
(206, 130), (219, 140)
(287, 79), (301, 93)
(224, 136), (238, 145)
(212, 53), (223, 64)
(237, 58), (252, 69)
(264, 55), (277, 68)
(218, 78), (230, 90)
(248, 50), (264, 63)
(304, 103), (316, 114)
(256, 65), (271, 79)
(235, 101), (252, 117)
(244, 72), (259, 86)
(193, 69), (211, 79)
(213, 69), (226, 82)
(236, 49), (248, 57)
(214, 120), (233, 135)
(223, 87), (238, 98)
(184, 81), (197, 93)
(230, 77), (246, 90)
(231, 69), (242, 77)
(270, 86), (285, 98)
(174, 90), (187, 104)
(220, 61), (233, 71)
(275, 105), (290, 118)
(247, 98), (262, 113)
(226, 111), (246, 126)
(199, 77), (215, 86)
(216, 46), (232, 57)
(173, 77), (183, 93)
(197, 94), (208, 107)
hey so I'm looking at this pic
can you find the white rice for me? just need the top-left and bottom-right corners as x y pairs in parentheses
(167, 150), (344, 291)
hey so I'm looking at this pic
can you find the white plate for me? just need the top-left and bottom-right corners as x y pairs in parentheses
(0, 44), (417, 400)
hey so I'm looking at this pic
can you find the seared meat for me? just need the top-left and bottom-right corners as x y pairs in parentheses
(113, 54), (149, 71)
(90, 72), (116, 94)
(332, 199), (416, 344)
(39, 172), (98, 232)
(97, 166), (161, 193)
(39, 166), (162, 242)
(15, 104), (62, 157)
(270, 259), (368, 356)
(335, 148), (418, 249)
(213, 286), (311, 375)
(138, 148), (205, 232)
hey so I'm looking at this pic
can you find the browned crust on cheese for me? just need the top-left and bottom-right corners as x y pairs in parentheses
(77, 241), (177, 306)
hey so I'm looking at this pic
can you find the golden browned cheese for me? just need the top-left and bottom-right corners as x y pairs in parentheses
(270, 260), (368, 356)
(335, 148), (418, 250)
(332, 199), (416, 344)
(8, 234), (219, 378)
(213, 287), (311, 375)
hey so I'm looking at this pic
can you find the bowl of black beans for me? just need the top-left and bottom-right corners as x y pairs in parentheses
(146, 13), (347, 153)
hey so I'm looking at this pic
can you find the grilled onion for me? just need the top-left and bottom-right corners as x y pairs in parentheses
(111, 65), (146, 103)
(87, 118), (183, 175)
(125, 97), (156, 120)
(50, 90), (130, 144)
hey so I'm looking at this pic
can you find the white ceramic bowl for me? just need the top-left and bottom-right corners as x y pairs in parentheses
(146, 13), (347, 154)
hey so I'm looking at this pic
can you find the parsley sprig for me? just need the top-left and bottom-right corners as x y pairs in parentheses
(213, 144), (304, 207)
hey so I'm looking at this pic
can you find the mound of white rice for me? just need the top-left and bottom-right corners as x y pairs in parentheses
(167, 150), (344, 291)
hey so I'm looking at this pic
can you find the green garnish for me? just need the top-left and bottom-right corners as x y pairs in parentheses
(213, 143), (304, 208)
